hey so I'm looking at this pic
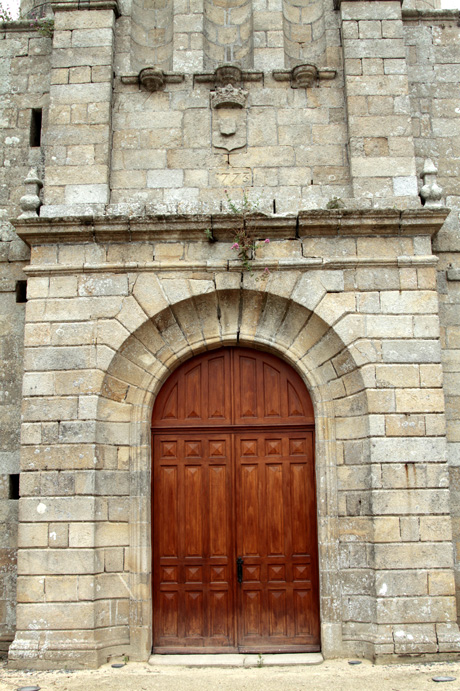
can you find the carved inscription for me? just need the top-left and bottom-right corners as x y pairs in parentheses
(212, 168), (252, 187)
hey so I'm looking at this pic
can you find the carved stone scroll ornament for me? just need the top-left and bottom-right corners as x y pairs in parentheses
(211, 83), (248, 152)
(139, 67), (165, 92)
(19, 168), (43, 219)
(120, 68), (185, 92)
(273, 63), (337, 88)
(194, 64), (263, 87)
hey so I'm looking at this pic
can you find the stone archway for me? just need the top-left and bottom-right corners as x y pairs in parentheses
(94, 285), (370, 661)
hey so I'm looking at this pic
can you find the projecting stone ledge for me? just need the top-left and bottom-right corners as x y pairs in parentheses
(12, 207), (450, 246)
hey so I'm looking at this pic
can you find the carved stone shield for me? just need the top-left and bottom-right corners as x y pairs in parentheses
(211, 85), (248, 152)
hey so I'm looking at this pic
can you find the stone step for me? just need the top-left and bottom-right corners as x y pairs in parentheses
(148, 653), (324, 668)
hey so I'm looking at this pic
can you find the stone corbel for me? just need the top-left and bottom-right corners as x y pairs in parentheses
(120, 68), (185, 92)
(194, 64), (263, 87)
(272, 64), (337, 88)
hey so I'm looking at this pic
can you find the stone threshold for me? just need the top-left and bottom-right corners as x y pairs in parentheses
(148, 653), (324, 668)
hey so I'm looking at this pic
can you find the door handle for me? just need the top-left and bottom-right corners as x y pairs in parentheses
(237, 557), (244, 584)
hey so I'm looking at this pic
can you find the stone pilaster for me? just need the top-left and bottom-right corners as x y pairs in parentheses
(339, 0), (419, 206)
(253, 0), (284, 70)
(41, 2), (118, 214)
(173, 0), (204, 72)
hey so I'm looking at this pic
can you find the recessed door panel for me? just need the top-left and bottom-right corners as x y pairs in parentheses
(184, 466), (203, 557)
(209, 465), (228, 557)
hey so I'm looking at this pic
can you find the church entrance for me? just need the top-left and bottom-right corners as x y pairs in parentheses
(151, 347), (320, 653)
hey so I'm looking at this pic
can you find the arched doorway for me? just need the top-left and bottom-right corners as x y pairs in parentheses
(151, 347), (320, 653)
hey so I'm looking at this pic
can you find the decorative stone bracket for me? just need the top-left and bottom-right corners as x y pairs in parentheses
(194, 64), (263, 87)
(273, 64), (337, 89)
(121, 68), (185, 92)
(121, 64), (335, 91)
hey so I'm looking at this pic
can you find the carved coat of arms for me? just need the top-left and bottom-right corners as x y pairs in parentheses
(211, 84), (248, 152)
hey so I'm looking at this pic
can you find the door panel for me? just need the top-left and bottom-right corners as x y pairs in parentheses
(154, 351), (232, 427)
(153, 347), (314, 427)
(153, 434), (235, 650)
(233, 349), (315, 426)
(152, 347), (319, 653)
(235, 431), (319, 650)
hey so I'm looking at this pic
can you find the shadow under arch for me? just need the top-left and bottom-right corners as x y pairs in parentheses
(94, 286), (373, 660)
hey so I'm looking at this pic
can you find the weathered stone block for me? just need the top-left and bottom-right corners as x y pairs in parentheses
(373, 489), (449, 515)
(428, 571), (456, 596)
(420, 516), (453, 542)
(377, 596), (456, 624)
(382, 340), (441, 364)
(16, 602), (95, 629)
(371, 437), (445, 463)
(375, 543), (454, 570)
(18, 549), (102, 575)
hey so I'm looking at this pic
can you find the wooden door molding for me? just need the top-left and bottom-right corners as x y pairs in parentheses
(152, 347), (320, 653)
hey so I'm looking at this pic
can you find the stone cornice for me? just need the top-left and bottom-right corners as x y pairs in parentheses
(402, 8), (459, 22)
(51, 0), (119, 13)
(0, 19), (47, 33)
(13, 208), (449, 246)
(298, 208), (449, 237)
(334, 0), (403, 10)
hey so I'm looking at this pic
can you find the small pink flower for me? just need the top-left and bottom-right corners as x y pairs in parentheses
(231, 242), (239, 250)
(264, 267), (270, 273)
(264, 238), (270, 243)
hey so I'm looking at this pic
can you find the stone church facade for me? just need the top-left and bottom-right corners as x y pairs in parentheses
(2, 0), (460, 669)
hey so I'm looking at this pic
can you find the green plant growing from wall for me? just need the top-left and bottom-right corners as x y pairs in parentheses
(0, 4), (54, 36)
(204, 189), (270, 276)
(225, 190), (270, 276)
(326, 196), (344, 210)
(29, 16), (54, 37)
(204, 227), (215, 243)
(0, 5), (15, 21)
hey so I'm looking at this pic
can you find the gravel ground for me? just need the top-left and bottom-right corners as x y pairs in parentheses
(2, 659), (460, 691)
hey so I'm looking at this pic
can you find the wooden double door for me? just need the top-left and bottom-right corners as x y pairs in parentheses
(152, 348), (320, 653)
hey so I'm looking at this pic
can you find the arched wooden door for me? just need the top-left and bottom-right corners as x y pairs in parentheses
(151, 347), (320, 653)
